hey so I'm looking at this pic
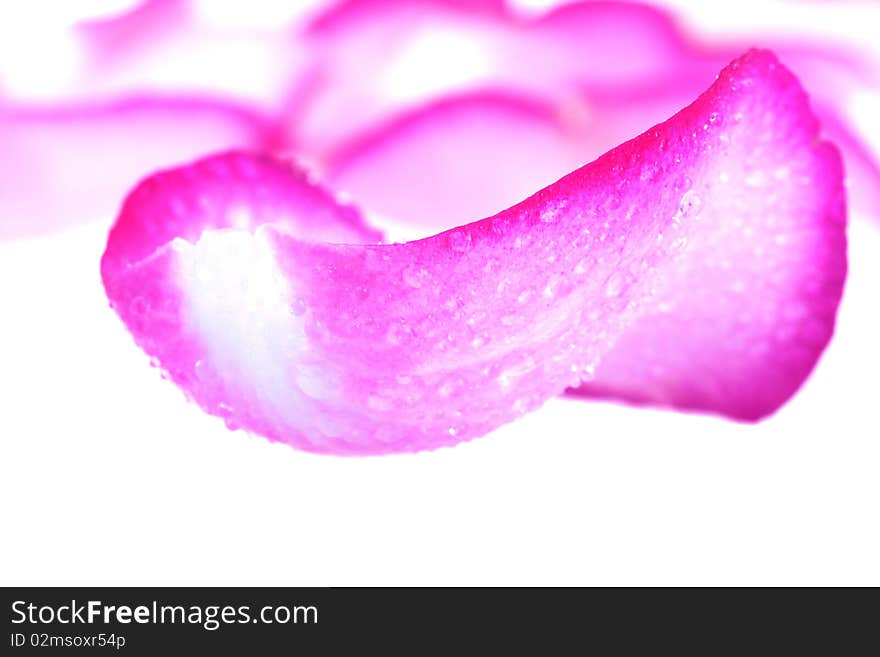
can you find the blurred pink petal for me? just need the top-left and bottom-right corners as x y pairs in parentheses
(325, 86), (699, 233)
(289, 0), (510, 158)
(326, 92), (586, 231)
(516, 0), (697, 87)
(103, 51), (845, 453)
(814, 105), (880, 223)
(297, 0), (880, 221)
(0, 97), (268, 239)
(15, 0), (309, 110)
(292, 0), (694, 156)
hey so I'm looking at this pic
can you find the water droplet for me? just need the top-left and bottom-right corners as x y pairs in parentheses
(386, 322), (412, 345)
(375, 426), (397, 444)
(492, 217), (512, 235)
(605, 273), (623, 297)
(745, 171), (765, 187)
(402, 266), (426, 288)
(290, 298), (307, 316)
(517, 290), (531, 304)
(540, 207), (559, 223)
(448, 231), (471, 252)
(130, 296), (147, 316)
(678, 190), (703, 219)
(582, 363), (597, 381)
(708, 111), (721, 124)
(774, 325), (795, 343)
(557, 279), (574, 296)
(782, 301), (809, 322)
(367, 395), (392, 411)
(773, 166), (790, 180)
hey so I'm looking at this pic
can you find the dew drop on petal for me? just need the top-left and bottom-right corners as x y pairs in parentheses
(678, 190), (703, 219)
(403, 266), (425, 288)
(605, 272), (623, 297)
(449, 231), (471, 252)
(290, 298), (307, 316)
(130, 296), (147, 316)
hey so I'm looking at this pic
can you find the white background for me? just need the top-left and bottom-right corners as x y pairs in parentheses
(1, 0), (878, 585)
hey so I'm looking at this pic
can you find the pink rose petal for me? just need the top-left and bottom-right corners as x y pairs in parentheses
(292, 0), (690, 156)
(0, 97), (268, 239)
(56, 0), (307, 111)
(103, 50), (845, 453)
(325, 92), (587, 233)
(325, 86), (701, 235)
(297, 0), (879, 221)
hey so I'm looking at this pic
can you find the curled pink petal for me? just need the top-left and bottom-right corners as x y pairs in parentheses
(0, 97), (268, 239)
(103, 51), (845, 453)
